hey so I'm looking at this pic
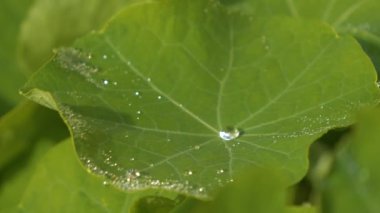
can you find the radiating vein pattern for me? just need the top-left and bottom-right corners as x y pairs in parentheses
(22, 0), (380, 198)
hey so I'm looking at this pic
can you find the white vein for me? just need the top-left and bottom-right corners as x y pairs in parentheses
(104, 36), (219, 134)
(333, 1), (367, 27)
(236, 41), (335, 127)
(286, 0), (300, 17)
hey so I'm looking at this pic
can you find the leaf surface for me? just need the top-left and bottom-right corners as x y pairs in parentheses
(0, 0), (33, 111)
(322, 109), (380, 213)
(231, 0), (380, 71)
(19, 0), (131, 72)
(0, 101), (67, 170)
(19, 139), (177, 212)
(22, 0), (380, 197)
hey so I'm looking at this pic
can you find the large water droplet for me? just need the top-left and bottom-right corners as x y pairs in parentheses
(219, 127), (240, 141)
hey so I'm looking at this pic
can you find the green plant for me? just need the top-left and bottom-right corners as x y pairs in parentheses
(1, 0), (380, 212)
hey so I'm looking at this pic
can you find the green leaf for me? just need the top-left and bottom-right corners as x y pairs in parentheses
(171, 169), (286, 213)
(228, 0), (380, 71)
(0, 101), (68, 170)
(286, 206), (317, 213)
(19, 0), (131, 72)
(322, 109), (380, 213)
(21, 0), (380, 198)
(0, 0), (33, 110)
(0, 139), (55, 213)
(19, 139), (178, 212)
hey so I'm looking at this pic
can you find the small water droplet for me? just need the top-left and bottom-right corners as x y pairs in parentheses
(157, 95), (162, 100)
(194, 145), (200, 150)
(134, 91), (140, 96)
(103, 54), (108, 59)
(216, 169), (224, 174)
(198, 187), (205, 192)
(219, 127), (240, 141)
(185, 170), (193, 176)
(137, 110), (142, 115)
(113, 81), (118, 86)
(103, 180), (109, 186)
(130, 157), (135, 161)
(88, 54), (93, 59)
(147, 77), (151, 82)
(150, 163), (154, 167)
(103, 80), (109, 85)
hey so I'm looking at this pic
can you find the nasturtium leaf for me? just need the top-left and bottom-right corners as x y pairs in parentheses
(322, 109), (380, 213)
(22, 0), (380, 198)
(19, 139), (178, 213)
(0, 139), (55, 213)
(19, 0), (131, 72)
(0, 0), (33, 110)
(0, 101), (67, 170)
(228, 0), (380, 71)
(171, 169), (286, 213)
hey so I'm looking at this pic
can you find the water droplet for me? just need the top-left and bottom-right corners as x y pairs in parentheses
(194, 145), (200, 150)
(185, 170), (193, 176)
(103, 180), (109, 186)
(149, 163), (154, 167)
(157, 95), (162, 100)
(103, 80), (109, 85)
(219, 127), (240, 141)
(147, 77), (151, 82)
(198, 187), (205, 192)
(216, 169), (224, 174)
(130, 157), (135, 161)
(113, 81), (118, 86)
(103, 54), (108, 59)
(88, 54), (93, 59)
(137, 110), (142, 115)
(134, 91), (140, 96)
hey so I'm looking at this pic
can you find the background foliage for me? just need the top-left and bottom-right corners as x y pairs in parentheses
(1, 0), (380, 212)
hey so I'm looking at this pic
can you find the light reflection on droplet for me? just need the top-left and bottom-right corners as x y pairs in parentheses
(219, 127), (240, 141)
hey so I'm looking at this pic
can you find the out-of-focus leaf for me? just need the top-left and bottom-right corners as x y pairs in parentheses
(286, 205), (317, 213)
(19, 0), (131, 72)
(171, 169), (286, 213)
(0, 0), (33, 110)
(226, 0), (380, 71)
(18, 139), (177, 212)
(0, 139), (55, 213)
(322, 108), (380, 213)
(0, 101), (68, 170)
(21, 0), (379, 198)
